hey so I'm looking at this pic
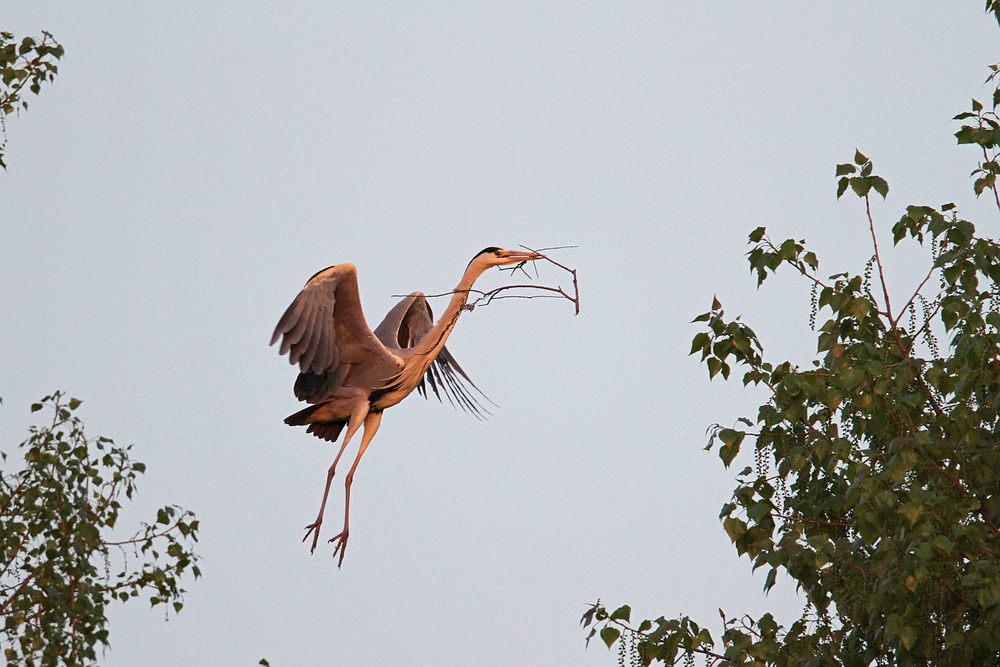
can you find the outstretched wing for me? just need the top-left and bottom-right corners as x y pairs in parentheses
(418, 344), (494, 420)
(271, 263), (403, 402)
(374, 292), (493, 419)
(372, 291), (429, 350)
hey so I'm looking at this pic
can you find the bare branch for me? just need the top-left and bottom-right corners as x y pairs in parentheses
(397, 246), (581, 314)
(865, 195), (894, 321)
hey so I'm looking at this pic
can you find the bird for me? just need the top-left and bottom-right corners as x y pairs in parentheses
(271, 246), (542, 566)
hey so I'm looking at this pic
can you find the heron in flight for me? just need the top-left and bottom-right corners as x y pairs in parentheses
(271, 247), (542, 566)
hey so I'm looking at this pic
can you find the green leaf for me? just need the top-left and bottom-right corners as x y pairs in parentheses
(747, 500), (771, 522)
(850, 177), (872, 197)
(933, 535), (953, 553)
(600, 626), (620, 649)
(610, 605), (631, 622)
(854, 149), (868, 165)
(690, 332), (710, 355)
(718, 429), (745, 449)
(763, 567), (777, 593)
(719, 442), (738, 467)
(871, 176), (889, 198)
(836, 163), (856, 176)
(723, 517), (747, 542)
(898, 626), (918, 650)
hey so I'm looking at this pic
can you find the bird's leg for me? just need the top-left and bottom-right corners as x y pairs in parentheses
(329, 410), (382, 568)
(302, 437), (351, 554)
(303, 404), (368, 554)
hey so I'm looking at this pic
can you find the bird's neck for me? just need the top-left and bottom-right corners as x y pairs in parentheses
(411, 264), (486, 359)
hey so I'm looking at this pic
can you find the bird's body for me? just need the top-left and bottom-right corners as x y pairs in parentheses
(271, 247), (540, 565)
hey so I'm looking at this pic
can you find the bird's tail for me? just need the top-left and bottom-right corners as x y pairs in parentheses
(284, 403), (322, 426)
(284, 404), (348, 443)
(294, 369), (343, 402)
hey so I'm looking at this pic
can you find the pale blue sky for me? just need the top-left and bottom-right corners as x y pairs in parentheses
(2, 3), (998, 665)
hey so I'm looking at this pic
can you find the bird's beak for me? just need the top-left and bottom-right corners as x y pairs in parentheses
(498, 250), (543, 264)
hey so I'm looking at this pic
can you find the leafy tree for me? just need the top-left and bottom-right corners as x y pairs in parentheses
(1, 28), (200, 666)
(0, 30), (63, 169)
(583, 6), (1000, 667)
(1, 394), (200, 666)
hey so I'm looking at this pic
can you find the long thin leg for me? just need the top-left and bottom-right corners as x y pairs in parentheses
(303, 402), (369, 553)
(329, 410), (382, 568)
(303, 437), (350, 551)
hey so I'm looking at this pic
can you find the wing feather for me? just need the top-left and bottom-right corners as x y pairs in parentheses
(314, 319), (334, 373)
(374, 292), (493, 419)
(298, 302), (328, 371)
(282, 301), (313, 349)
(272, 263), (402, 403)
(287, 302), (319, 364)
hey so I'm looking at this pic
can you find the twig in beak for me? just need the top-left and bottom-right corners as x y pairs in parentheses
(397, 244), (580, 315)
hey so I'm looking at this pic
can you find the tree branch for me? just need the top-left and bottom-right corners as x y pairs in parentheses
(0, 569), (38, 615)
(102, 518), (187, 547)
(402, 247), (581, 314)
(601, 616), (729, 664)
(865, 195), (894, 321)
(982, 145), (1000, 213)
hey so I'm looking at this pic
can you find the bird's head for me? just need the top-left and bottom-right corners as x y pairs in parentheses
(468, 247), (542, 270)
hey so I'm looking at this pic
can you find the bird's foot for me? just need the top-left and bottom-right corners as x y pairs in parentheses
(329, 529), (349, 568)
(303, 521), (323, 554)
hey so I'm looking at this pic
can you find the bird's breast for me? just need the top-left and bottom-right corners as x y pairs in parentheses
(367, 358), (430, 411)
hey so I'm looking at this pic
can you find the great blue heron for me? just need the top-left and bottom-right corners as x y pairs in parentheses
(271, 247), (542, 566)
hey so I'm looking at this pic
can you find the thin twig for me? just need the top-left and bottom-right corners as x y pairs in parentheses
(397, 246), (581, 314)
(983, 145), (1000, 213)
(521, 244), (581, 314)
(601, 616), (729, 663)
(103, 517), (187, 547)
(892, 265), (936, 330)
(0, 475), (28, 517)
(758, 235), (828, 289)
(0, 570), (38, 615)
(865, 195), (894, 321)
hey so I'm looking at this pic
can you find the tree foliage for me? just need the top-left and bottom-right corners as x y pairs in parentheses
(1, 393), (200, 666)
(584, 7), (1000, 667)
(0, 30), (63, 169)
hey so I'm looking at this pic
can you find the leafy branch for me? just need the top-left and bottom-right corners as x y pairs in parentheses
(0, 393), (200, 665)
(594, 132), (1000, 667)
(0, 31), (63, 169)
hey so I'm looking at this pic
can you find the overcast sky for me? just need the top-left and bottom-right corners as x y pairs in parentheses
(2, 3), (999, 666)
